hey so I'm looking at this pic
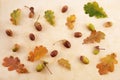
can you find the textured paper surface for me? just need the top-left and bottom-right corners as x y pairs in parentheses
(0, 0), (120, 80)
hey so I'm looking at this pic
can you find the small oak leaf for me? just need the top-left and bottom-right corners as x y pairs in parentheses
(28, 45), (48, 62)
(96, 53), (118, 75)
(58, 58), (71, 70)
(44, 10), (55, 26)
(83, 30), (105, 44)
(66, 14), (76, 30)
(10, 9), (21, 25)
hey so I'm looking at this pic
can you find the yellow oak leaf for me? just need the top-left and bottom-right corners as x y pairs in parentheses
(66, 14), (76, 30)
(28, 45), (48, 62)
(96, 53), (118, 75)
(58, 58), (71, 70)
(10, 9), (21, 25)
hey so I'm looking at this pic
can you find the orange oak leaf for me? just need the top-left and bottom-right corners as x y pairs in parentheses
(83, 30), (105, 44)
(96, 53), (118, 75)
(2, 56), (28, 73)
(28, 45), (48, 62)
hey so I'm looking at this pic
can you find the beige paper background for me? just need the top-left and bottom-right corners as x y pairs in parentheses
(0, 0), (120, 80)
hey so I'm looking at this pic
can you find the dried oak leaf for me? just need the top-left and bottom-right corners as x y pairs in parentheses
(83, 30), (105, 44)
(2, 56), (28, 73)
(96, 53), (118, 75)
(10, 9), (21, 25)
(28, 45), (48, 62)
(58, 58), (71, 70)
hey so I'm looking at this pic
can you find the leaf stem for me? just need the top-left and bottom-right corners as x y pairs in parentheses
(36, 15), (40, 22)
(45, 65), (52, 74)
(24, 6), (29, 9)
(43, 61), (52, 74)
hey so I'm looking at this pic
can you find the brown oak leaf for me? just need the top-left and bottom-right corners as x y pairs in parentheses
(83, 30), (105, 44)
(96, 53), (118, 75)
(28, 45), (48, 62)
(2, 56), (28, 73)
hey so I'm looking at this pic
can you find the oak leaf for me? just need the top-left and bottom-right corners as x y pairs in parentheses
(2, 56), (28, 73)
(96, 53), (118, 75)
(28, 45), (48, 62)
(83, 30), (105, 44)
(84, 1), (108, 18)
(10, 9), (21, 25)
(44, 10), (55, 26)
(66, 14), (76, 30)
(58, 58), (71, 70)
